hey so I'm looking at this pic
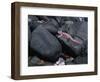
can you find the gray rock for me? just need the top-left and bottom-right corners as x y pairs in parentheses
(28, 15), (38, 22)
(28, 20), (42, 32)
(73, 56), (88, 64)
(28, 56), (53, 66)
(37, 23), (58, 34)
(30, 27), (62, 63)
(28, 28), (31, 42)
(28, 16), (59, 34)
(58, 22), (88, 57)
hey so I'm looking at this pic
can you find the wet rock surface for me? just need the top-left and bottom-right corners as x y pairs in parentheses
(28, 15), (88, 66)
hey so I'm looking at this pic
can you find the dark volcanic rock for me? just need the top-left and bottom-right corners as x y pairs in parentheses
(28, 28), (31, 42)
(30, 27), (62, 63)
(57, 22), (88, 57)
(73, 56), (88, 64)
(28, 16), (88, 66)
(37, 23), (58, 34)
(28, 16), (59, 34)
(58, 39), (77, 57)
(28, 20), (42, 32)
(28, 56), (53, 66)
